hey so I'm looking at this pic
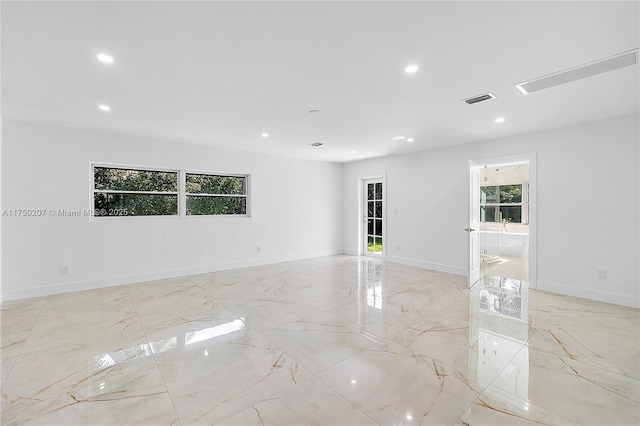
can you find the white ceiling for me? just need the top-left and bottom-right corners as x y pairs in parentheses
(2, 1), (639, 163)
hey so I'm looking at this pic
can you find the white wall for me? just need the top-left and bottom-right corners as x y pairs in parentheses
(343, 114), (640, 308)
(1, 120), (343, 300)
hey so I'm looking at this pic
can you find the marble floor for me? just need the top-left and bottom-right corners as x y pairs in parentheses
(1, 255), (639, 425)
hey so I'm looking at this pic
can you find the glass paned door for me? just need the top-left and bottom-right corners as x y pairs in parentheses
(364, 179), (383, 255)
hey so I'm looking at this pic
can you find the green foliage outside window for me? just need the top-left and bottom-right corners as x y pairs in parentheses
(94, 167), (177, 192)
(480, 184), (525, 223)
(186, 173), (247, 215)
(94, 193), (178, 216)
(93, 167), (178, 216)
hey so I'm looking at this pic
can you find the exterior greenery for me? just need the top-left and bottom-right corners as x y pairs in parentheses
(93, 167), (178, 216)
(93, 167), (249, 217)
(480, 184), (524, 223)
(186, 173), (247, 215)
(186, 196), (246, 215)
(94, 193), (178, 216)
(366, 182), (383, 253)
(186, 174), (245, 195)
(94, 167), (177, 192)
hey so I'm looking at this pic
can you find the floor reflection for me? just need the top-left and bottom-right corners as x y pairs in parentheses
(357, 258), (384, 342)
(470, 274), (530, 398)
(91, 318), (246, 372)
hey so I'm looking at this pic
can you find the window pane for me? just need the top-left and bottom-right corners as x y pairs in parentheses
(367, 219), (374, 235)
(367, 236), (375, 253)
(480, 186), (497, 203)
(500, 185), (522, 203)
(481, 206), (497, 222)
(375, 237), (383, 253)
(368, 202), (374, 218)
(187, 196), (247, 215)
(186, 174), (246, 195)
(375, 219), (382, 236)
(94, 167), (177, 192)
(375, 201), (382, 218)
(94, 193), (177, 216)
(368, 184), (375, 200)
(500, 206), (522, 223)
(375, 183), (382, 200)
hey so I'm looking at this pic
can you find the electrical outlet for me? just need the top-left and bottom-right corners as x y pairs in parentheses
(60, 266), (70, 276)
(256, 246), (261, 253)
(597, 269), (606, 279)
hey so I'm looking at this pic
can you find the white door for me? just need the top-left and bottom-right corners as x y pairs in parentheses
(363, 179), (383, 256)
(467, 161), (481, 287)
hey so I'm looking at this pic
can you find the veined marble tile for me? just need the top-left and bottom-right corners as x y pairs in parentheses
(1, 390), (179, 426)
(528, 323), (640, 380)
(1, 298), (45, 360)
(2, 337), (155, 402)
(38, 286), (133, 319)
(217, 376), (376, 426)
(526, 289), (567, 329)
(260, 310), (378, 374)
(458, 385), (578, 425)
(490, 344), (640, 425)
(1, 346), (175, 425)
(544, 295), (640, 341)
(317, 339), (485, 425)
(220, 290), (325, 332)
(390, 314), (474, 372)
(18, 308), (148, 357)
(155, 329), (311, 425)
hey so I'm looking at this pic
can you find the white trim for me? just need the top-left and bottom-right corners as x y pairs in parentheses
(2, 249), (343, 301)
(537, 280), (640, 309)
(385, 255), (466, 277)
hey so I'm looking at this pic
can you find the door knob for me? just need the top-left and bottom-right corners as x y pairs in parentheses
(464, 227), (475, 232)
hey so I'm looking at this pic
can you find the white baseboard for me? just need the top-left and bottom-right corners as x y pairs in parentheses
(537, 280), (640, 309)
(2, 249), (343, 301)
(385, 255), (466, 277)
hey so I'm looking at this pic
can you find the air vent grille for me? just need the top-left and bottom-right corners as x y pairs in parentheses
(462, 93), (496, 104)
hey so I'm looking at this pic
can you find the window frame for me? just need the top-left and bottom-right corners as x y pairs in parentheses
(90, 163), (251, 220)
(480, 183), (529, 224)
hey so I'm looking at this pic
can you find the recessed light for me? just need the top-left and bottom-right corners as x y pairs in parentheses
(97, 53), (114, 64)
(261, 132), (269, 138)
(407, 138), (414, 143)
(392, 135), (406, 141)
(495, 117), (505, 123)
(405, 64), (418, 74)
(98, 105), (111, 111)
(351, 150), (356, 154)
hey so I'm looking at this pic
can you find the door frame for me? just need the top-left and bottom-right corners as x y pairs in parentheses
(472, 153), (537, 289)
(468, 160), (482, 287)
(359, 175), (386, 257)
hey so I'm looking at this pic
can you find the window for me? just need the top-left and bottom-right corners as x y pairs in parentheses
(186, 173), (248, 215)
(93, 166), (178, 216)
(92, 165), (249, 218)
(480, 184), (528, 224)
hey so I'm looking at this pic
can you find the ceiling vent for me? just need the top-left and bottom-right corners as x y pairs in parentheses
(309, 142), (324, 147)
(462, 93), (496, 105)
(515, 49), (638, 95)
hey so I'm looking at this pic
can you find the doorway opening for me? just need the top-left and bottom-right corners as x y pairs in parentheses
(479, 161), (530, 281)
(469, 155), (536, 289)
